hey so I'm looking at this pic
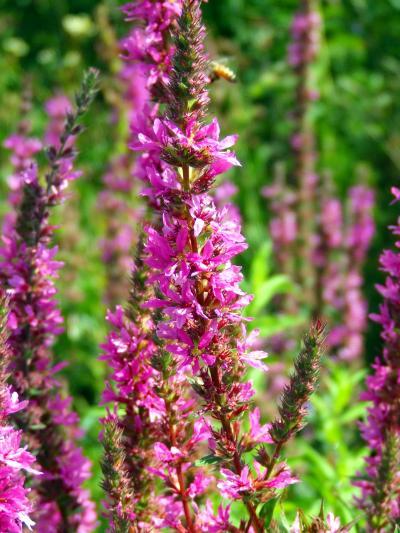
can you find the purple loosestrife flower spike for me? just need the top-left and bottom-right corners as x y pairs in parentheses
(265, 7), (374, 363)
(338, 186), (375, 361)
(0, 69), (99, 532)
(96, 10), (148, 307)
(121, 0), (182, 100)
(0, 292), (39, 533)
(354, 188), (400, 530)
(101, 238), (213, 529)
(166, 0), (210, 125)
(289, 0), (321, 306)
(100, 239), (159, 528)
(129, 0), (312, 530)
(101, 3), (216, 530)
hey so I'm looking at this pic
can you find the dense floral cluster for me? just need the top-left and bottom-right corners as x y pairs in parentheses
(328, 186), (375, 360)
(121, 0), (182, 98)
(354, 188), (400, 531)
(96, 8), (150, 306)
(0, 72), (98, 531)
(0, 293), (38, 533)
(100, 1), (325, 531)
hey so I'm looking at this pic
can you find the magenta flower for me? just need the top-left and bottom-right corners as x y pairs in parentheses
(100, 2), (325, 531)
(195, 501), (232, 533)
(219, 462), (297, 500)
(121, 0), (182, 94)
(132, 117), (240, 173)
(0, 72), (98, 531)
(218, 467), (254, 499)
(3, 134), (42, 173)
(0, 294), (38, 532)
(248, 407), (273, 444)
(354, 188), (400, 530)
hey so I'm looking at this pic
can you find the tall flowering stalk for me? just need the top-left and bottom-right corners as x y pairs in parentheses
(265, 0), (321, 307)
(100, 1), (192, 529)
(288, 0), (321, 305)
(265, 2), (374, 362)
(100, 241), (161, 528)
(0, 292), (39, 532)
(330, 186), (375, 360)
(96, 5), (148, 306)
(354, 188), (400, 531)
(0, 70), (99, 531)
(99, 1), (325, 530)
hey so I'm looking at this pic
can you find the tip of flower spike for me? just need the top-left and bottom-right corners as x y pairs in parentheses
(74, 68), (100, 116)
(312, 318), (327, 339)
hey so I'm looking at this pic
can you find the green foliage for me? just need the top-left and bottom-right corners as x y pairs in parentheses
(259, 497), (279, 528)
(288, 362), (368, 525)
(1, 0), (399, 530)
(243, 241), (305, 337)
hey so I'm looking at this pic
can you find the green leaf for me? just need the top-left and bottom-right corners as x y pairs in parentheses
(339, 403), (368, 424)
(249, 275), (294, 316)
(30, 423), (46, 430)
(195, 454), (223, 466)
(297, 444), (337, 480)
(259, 498), (278, 528)
(249, 241), (273, 291)
(251, 314), (305, 338)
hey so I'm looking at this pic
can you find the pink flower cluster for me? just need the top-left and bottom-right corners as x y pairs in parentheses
(354, 188), (400, 528)
(288, 6), (321, 69)
(0, 85), (97, 531)
(329, 186), (375, 360)
(2, 128), (42, 237)
(0, 294), (38, 532)
(121, 0), (182, 92)
(99, 1), (320, 531)
(0, 387), (38, 532)
(264, 1), (374, 364)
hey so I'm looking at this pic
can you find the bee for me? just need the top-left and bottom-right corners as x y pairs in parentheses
(209, 60), (237, 83)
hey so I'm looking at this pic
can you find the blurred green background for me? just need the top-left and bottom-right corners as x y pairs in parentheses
(1, 0), (400, 529)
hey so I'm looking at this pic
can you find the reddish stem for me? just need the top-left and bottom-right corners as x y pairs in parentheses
(165, 398), (196, 532)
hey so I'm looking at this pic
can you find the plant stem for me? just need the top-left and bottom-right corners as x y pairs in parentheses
(164, 395), (195, 532)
